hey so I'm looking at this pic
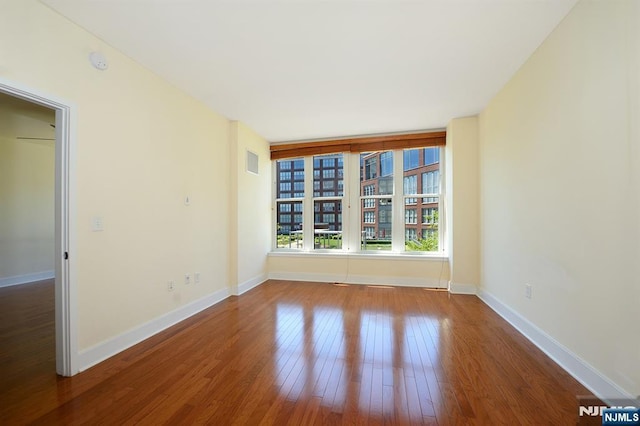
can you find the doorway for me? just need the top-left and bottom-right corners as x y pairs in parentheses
(0, 79), (76, 376)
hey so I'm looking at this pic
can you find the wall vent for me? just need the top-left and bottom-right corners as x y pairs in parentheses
(247, 150), (259, 175)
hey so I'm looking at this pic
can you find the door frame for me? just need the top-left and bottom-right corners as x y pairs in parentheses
(0, 77), (78, 376)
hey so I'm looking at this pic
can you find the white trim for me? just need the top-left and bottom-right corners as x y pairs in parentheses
(269, 271), (345, 284)
(478, 289), (635, 403)
(268, 271), (442, 288)
(0, 270), (55, 288)
(235, 273), (268, 295)
(77, 287), (230, 372)
(0, 78), (78, 377)
(449, 281), (477, 294)
(268, 251), (448, 262)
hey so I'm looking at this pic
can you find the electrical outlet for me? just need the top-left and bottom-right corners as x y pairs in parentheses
(194, 272), (200, 284)
(168, 281), (175, 292)
(525, 284), (532, 299)
(185, 274), (191, 285)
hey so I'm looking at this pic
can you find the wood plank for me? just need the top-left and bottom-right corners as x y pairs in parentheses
(0, 279), (595, 425)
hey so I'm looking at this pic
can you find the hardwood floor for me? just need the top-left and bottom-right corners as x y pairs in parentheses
(0, 279), (593, 425)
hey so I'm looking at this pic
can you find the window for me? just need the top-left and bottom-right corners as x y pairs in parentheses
(424, 147), (440, 165)
(360, 152), (393, 251)
(279, 171), (291, 181)
(275, 158), (304, 249)
(312, 154), (343, 249)
(322, 158), (334, 167)
(364, 156), (377, 180)
(405, 209), (417, 224)
(364, 227), (375, 238)
(275, 200), (303, 248)
(363, 185), (375, 196)
(403, 149), (419, 171)
(403, 175), (417, 205)
(422, 170), (439, 203)
(274, 147), (442, 253)
(279, 182), (291, 192)
(364, 211), (375, 223)
(378, 177), (393, 195)
(380, 152), (393, 177)
(422, 208), (438, 224)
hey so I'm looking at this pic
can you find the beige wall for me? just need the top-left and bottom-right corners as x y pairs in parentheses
(478, 0), (639, 397)
(231, 122), (271, 292)
(1, 0), (232, 350)
(445, 117), (480, 293)
(0, 104), (55, 281)
(269, 254), (450, 288)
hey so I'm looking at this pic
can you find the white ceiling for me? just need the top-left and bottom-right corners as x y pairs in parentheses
(41, 0), (577, 142)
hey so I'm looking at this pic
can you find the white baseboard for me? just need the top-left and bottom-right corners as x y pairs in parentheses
(77, 287), (230, 372)
(478, 289), (634, 403)
(269, 271), (345, 284)
(0, 270), (54, 288)
(449, 281), (477, 294)
(235, 273), (268, 295)
(268, 271), (444, 288)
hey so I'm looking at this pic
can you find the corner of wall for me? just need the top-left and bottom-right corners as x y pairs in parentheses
(446, 116), (480, 295)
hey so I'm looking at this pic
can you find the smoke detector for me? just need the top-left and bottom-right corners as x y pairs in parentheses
(89, 52), (108, 71)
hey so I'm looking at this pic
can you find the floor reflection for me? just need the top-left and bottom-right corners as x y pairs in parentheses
(273, 297), (444, 421)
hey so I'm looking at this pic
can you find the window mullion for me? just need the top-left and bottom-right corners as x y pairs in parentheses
(303, 156), (314, 250)
(392, 150), (404, 252)
(272, 159), (277, 250)
(348, 152), (361, 252)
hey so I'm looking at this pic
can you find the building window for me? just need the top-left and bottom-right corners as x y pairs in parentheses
(403, 149), (420, 171)
(364, 156), (378, 180)
(405, 209), (417, 224)
(422, 207), (438, 224)
(364, 227), (375, 239)
(279, 171), (291, 181)
(424, 147), (440, 166)
(364, 211), (375, 223)
(403, 175), (417, 205)
(405, 228), (417, 241)
(274, 148), (442, 253)
(279, 182), (291, 192)
(380, 152), (393, 177)
(323, 169), (335, 179)
(422, 170), (439, 203)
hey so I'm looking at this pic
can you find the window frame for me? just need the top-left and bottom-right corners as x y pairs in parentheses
(273, 148), (444, 255)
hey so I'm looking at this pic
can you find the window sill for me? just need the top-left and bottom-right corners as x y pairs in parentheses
(268, 250), (448, 261)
